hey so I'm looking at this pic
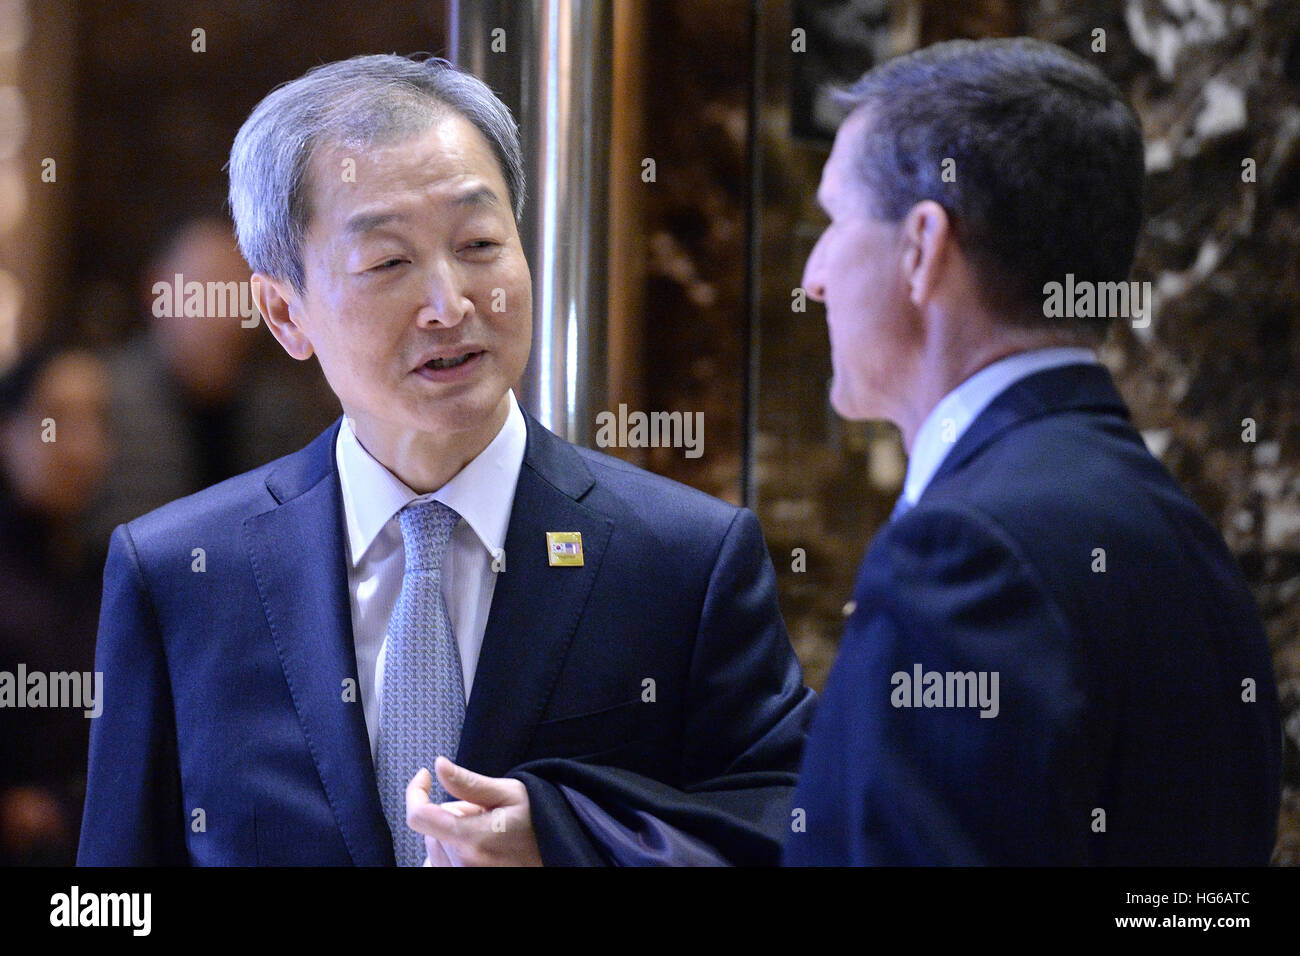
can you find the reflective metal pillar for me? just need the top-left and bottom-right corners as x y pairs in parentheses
(450, 0), (612, 445)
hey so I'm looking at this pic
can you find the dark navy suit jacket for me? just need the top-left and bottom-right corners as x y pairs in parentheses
(784, 364), (1281, 865)
(78, 410), (814, 865)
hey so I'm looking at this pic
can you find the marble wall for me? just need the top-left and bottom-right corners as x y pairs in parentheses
(1057, 0), (1300, 866)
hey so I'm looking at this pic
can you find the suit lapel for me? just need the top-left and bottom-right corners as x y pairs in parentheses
(243, 419), (394, 866)
(456, 411), (613, 777)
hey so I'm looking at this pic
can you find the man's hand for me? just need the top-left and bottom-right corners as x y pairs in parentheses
(405, 756), (543, 867)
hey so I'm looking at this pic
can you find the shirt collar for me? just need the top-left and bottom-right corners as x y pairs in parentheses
(335, 390), (527, 567)
(902, 347), (1099, 506)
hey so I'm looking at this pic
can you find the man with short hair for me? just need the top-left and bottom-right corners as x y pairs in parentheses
(78, 54), (814, 867)
(783, 38), (1280, 865)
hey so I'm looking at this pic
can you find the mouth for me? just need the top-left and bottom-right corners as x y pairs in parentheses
(412, 349), (486, 380)
(423, 351), (479, 370)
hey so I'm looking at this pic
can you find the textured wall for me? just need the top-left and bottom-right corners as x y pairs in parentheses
(1062, 0), (1300, 868)
(634, 0), (752, 502)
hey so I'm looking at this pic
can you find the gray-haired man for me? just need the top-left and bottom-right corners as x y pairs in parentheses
(79, 54), (813, 867)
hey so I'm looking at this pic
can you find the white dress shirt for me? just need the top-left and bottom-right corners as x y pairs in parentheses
(901, 347), (1099, 507)
(334, 390), (527, 762)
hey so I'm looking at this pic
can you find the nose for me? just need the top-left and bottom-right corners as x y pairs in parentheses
(803, 233), (827, 303)
(416, 259), (472, 328)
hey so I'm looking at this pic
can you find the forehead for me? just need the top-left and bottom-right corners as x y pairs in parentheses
(819, 108), (875, 213)
(308, 113), (510, 218)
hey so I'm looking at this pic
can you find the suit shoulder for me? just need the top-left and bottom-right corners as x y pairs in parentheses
(571, 444), (742, 535)
(926, 412), (1175, 530)
(122, 435), (328, 549)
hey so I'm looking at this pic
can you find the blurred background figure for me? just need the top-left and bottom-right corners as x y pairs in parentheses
(85, 217), (339, 545)
(0, 345), (111, 865)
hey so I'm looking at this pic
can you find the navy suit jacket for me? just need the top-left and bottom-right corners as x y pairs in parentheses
(78, 410), (814, 865)
(784, 364), (1281, 865)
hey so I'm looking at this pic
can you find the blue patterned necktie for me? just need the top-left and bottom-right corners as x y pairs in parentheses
(376, 498), (466, 867)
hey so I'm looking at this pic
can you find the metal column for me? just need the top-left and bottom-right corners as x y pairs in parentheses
(450, 0), (612, 445)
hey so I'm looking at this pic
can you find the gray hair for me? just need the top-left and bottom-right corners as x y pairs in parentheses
(227, 53), (525, 293)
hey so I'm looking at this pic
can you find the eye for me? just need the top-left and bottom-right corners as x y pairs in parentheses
(462, 240), (499, 253)
(374, 258), (405, 270)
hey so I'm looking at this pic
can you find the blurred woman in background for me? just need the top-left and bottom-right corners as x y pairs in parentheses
(0, 345), (112, 865)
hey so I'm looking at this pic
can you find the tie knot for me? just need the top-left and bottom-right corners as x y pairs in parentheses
(397, 498), (460, 573)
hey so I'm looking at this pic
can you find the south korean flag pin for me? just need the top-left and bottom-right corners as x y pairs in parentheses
(546, 531), (584, 567)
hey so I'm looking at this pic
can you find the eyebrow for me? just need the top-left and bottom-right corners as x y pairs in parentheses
(451, 186), (502, 211)
(344, 211), (404, 236)
(343, 187), (503, 236)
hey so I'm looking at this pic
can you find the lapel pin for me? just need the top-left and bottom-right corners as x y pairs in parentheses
(546, 531), (584, 567)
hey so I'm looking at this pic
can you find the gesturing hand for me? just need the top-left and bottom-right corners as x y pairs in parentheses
(405, 756), (543, 867)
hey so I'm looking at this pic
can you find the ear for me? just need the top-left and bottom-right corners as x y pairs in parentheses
(899, 200), (952, 308)
(252, 273), (315, 361)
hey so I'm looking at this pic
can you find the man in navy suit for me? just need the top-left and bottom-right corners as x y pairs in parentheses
(78, 54), (813, 866)
(783, 38), (1281, 865)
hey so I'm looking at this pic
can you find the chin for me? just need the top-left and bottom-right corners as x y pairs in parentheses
(829, 380), (869, 422)
(417, 389), (509, 432)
